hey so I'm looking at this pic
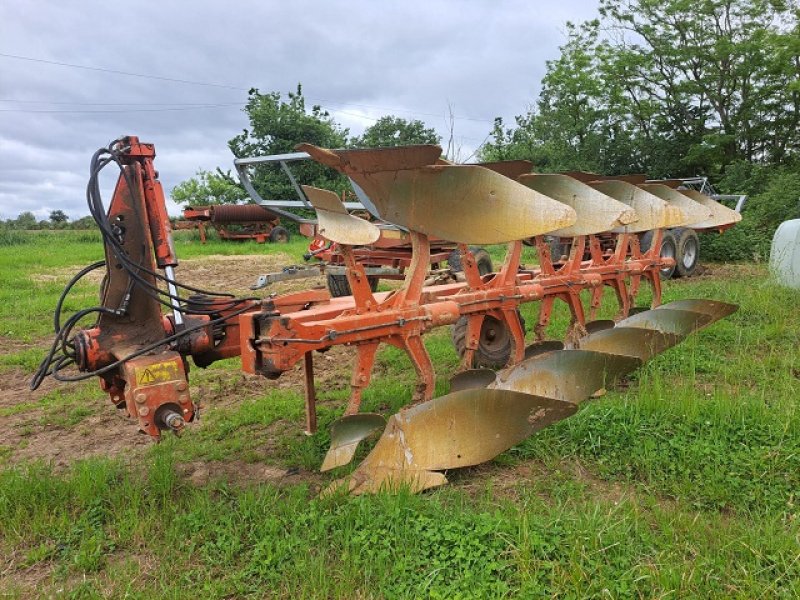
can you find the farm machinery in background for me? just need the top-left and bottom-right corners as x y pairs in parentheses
(179, 204), (290, 244)
(32, 136), (741, 495)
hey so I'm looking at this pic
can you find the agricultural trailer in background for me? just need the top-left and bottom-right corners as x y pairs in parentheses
(180, 204), (290, 244)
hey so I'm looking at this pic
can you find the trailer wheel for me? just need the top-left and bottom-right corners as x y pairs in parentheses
(640, 230), (677, 280)
(269, 226), (290, 243)
(673, 227), (700, 278)
(451, 311), (525, 369)
(447, 247), (494, 275)
(326, 274), (379, 297)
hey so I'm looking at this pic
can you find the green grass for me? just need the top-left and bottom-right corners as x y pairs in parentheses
(0, 230), (309, 341)
(1, 233), (799, 598)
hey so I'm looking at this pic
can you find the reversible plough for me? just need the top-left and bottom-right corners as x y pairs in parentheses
(33, 136), (740, 495)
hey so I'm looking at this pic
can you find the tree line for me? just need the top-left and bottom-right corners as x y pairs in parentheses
(0, 210), (96, 230)
(481, 0), (799, 177)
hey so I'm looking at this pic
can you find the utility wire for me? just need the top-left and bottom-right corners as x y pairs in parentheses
(0, 52), (498, 124)
(0, 99), (243, 106)
(0, 52), (246, 90)
(0, 103), (243, 114)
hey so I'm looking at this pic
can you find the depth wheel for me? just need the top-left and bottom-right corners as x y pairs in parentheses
(640, 230), (677, 280)
(451, 312), (525, 369)
(326, 274), (379, 297)
(447, 247), (494, 276)
(545, 236), (572, 263)
(269, 226), (290, 243)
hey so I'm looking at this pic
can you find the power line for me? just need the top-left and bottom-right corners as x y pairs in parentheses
(0, 52), (247, 90)
(0, 102), (492, 142)
(318, 100), (495, 124)
(0, 103), (244, 114)
(0, 52), (499, 124)
(0, 99), (243, 106)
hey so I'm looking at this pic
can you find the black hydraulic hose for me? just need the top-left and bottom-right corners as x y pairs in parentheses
(30, 139), (262, 391)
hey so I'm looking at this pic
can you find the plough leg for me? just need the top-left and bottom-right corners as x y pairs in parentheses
(346, 342), (379, 415)
(391, 334), (436, 403)
(501, 308), (525, 365)
(303, 351), (317, 434)
(461, 314), (485, 370)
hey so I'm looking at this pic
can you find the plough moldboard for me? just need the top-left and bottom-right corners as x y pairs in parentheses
(33, 136), (740, 495)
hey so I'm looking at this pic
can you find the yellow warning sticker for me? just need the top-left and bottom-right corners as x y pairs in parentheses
(134, 360), (181, 387)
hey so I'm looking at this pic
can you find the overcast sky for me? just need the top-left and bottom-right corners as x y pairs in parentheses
(0, 0), (599, 220)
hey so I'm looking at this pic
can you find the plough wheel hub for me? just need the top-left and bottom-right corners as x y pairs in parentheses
(452, 313), (524, 369)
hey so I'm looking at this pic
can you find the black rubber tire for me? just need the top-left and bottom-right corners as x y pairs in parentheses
(451, 311), (525, 369)
(269, 226), (290, 243)
(447, 247), (494, 275)
(673, 227), (700, 278)
(326, 273), (379, 297)
(545, 236), (571, 263)
(640, 230), (677, 280)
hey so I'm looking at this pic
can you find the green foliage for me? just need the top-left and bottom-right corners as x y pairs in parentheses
(352, 115), (441, 148)
(0, 223), (31, 246)
(8, 211), (37, 230)
(479, 0), (800, 259)
(482, 0), (800, 179)
(228, 84), (351, 202)
(171, 168), (248, 206)
(702, 165), (800, 261)
(49, 210), (68, 224)
(2, 213), (99, 234)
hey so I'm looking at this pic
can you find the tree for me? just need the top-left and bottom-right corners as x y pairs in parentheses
(49, 209), (68, 224)
(598, 0), (798, 172)
(171, 169), (248, 206)
(352, 116), (440, 148)
(228, 85), (350, 201)
(70, 216), (96, 229)
(174, 86), (443, 206)
(480, 21), (643, 173)
(481, 1), (800, 178)
(11, 211), (37, 230)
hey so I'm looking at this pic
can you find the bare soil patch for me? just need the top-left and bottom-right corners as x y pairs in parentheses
(2, 254), (358, 468)
(0, 366), (151, 468)
(29, 252), (330, 298)
(175, 253), (329, 296)
(0, 335), (44, 356)
(0, 338), (352, 470)
(678, 261), (765, 281)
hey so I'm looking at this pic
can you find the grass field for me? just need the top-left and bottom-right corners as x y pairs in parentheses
(0, 231), (798, 598)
